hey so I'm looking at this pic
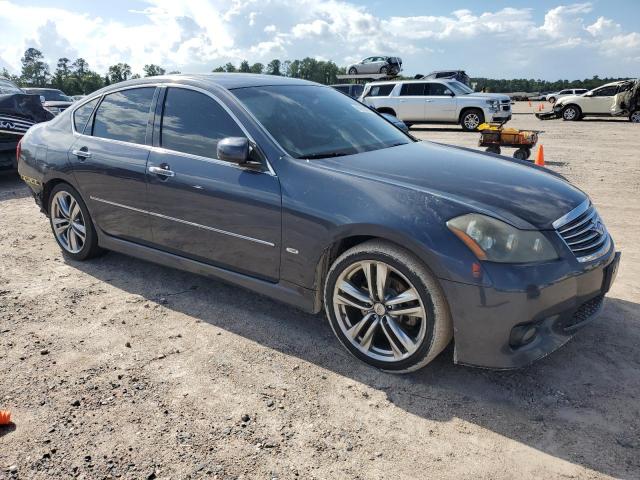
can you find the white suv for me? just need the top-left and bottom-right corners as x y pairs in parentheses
(545, 88), (588, 104)
(553, 80), (640, 122)
(360, 79), (512, 131)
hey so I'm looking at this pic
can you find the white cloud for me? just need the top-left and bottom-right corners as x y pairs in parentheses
(0, 0), (638, 79)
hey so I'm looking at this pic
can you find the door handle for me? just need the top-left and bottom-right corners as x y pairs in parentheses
(425, 99), (433, 102)
(72, 148), (91, 159)
(149, 165), (175, 177)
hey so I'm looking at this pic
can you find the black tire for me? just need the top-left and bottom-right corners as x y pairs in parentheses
(513, 148), (530, 160)
(460, 108), (485, 131)
(379, 66), (388, 75)
(324, 240), (452, 373)
(348, 67), (357, 75)
(562, 105), (582, 121)
(485, 146), (501, 155)
(630, 110), (640, 123)
(548, 97), (556, 104)
(48, 182), (103, 261)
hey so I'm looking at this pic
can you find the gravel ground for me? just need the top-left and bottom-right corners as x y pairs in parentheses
(1, 104), (638, 479)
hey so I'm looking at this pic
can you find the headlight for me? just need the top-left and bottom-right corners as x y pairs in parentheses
(447, 214), (558, 263)
(486, 99), (499, 110)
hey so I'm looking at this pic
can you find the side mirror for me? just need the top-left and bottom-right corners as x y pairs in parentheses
(584, 92), (593, 97)
(217, 137), (250, 164)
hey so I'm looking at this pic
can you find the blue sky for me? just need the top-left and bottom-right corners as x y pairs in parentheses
(1, 1), (639, 79)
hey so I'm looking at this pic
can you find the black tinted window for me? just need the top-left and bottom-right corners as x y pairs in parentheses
(400, 83), (426, 96)
(333, 86), (349, 94)
(73, 98), (99, 133)
(594, 86), (618, 97)
(161, 88), (244, 159)
(366, 84), (394, 97)
(426, 83), (452, 96)
(93, 88), (154, 144)
(351, 84), (364, 97)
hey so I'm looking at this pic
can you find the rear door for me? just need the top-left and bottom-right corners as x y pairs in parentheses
(424, 82), (457, 121)
(145, 86), (281, 281)
(68, 86), (157, 244)
(397, 83), (426, 121)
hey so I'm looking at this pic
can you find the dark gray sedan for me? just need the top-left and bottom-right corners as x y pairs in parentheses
(17, 74), (620, 372)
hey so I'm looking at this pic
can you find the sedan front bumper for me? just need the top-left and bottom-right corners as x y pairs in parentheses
(440, 247), (619, 369)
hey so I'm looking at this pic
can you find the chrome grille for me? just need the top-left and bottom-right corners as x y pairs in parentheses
(554, 200), (610, 262)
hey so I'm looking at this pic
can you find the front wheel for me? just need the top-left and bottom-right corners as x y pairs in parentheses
(513, 147), (531, 160)
(548, 97), (556, 104)
(460, 109), (485, 131)
(48, 183), (102, 260)
(562, 105), (581, 121)
(379, 66), (388, 75)
(630, 110), (640, 123)
(324, 240), (452, 373)
(348, 67), (357, 75)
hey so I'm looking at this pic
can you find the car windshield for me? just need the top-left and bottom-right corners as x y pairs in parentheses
(26, 89), (71, 102)
(446, 81), (474, 95)
(0, 79), (23, 94)
(233, 85), (412, 159)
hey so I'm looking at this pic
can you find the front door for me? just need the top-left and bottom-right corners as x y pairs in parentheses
(146, 86), (281, 281)
(68, 86), (157, 244)
(424, 82), (457, 121)
(584, 85), (618, 114)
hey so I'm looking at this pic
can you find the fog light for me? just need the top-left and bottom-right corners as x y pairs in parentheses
(509, 324), (538, 348)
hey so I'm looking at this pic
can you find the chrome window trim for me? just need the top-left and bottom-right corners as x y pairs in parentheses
(89, 196), (276, 247)
(552, 198), (591, 229)
(70, 82), (276, 176)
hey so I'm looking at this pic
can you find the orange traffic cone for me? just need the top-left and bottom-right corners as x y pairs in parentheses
(538, 103), (543, 112)
(535, 145), (545, 166)
(0, 410), (11, 425)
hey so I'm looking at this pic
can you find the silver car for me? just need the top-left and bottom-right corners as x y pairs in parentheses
(347, 56), (402, 76)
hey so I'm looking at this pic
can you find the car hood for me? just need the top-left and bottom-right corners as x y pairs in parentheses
(313, 141), (586, 230)
(463, 92), (511, 102)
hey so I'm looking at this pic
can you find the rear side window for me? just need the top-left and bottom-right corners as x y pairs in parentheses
(73, 98), (99, 134)
(160, 87), (244, 159)
(366, 84), (394, 97)
(400, 83), (426, 96)
(593, 86), (618, 97)
(351, 84), (364, 97)
(92, 88), (155, 144)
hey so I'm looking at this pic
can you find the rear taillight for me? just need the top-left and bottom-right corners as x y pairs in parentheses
(16, 139), (22, 164)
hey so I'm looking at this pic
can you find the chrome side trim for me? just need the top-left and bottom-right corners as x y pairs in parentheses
(552, 198), (590, 229)
(89, 196), (275, 247)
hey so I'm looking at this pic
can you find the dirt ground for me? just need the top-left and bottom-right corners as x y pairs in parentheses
(1, 103), (638, 480)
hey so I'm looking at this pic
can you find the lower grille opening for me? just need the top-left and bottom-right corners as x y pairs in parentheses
(563, 295), (604, 330)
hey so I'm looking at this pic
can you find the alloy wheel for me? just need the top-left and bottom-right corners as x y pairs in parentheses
(332, 260), (427, 362)
(631, 111), (640, 123)
(563, 107), (578, 120)
(463, 113), (481, 130)
(51, 190), (87, 254)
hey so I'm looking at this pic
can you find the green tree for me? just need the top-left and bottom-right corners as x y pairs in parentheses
(107, 63), (132, 83)
(224, 63), (237, 73)
(143, 64), (165, 77)
(212, 66), (225, 72)
(51, 57), (71, 91)
(20, 48), (50, 86)
(266, 59), (281, 75)
(250, 62), (264, 74)
(239, 60), (251, 73)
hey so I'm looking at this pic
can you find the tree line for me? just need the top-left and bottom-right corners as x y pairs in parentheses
(1, 47), (629, 96)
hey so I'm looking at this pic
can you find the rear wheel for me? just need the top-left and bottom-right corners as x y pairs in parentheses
(562, 105), (581, 121)
(630, 110), (640, 123)
(379, 66), (388, 75)
(324, 240), (452, 373)
(460, 109), (485, 131)
(48, 183), (102, 261)
(513, 147), (531, 160)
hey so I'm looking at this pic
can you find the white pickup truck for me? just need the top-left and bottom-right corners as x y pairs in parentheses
(360, 79), (512, 131)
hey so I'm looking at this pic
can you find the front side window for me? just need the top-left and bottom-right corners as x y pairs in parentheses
(593, 86), (618, 97)
(233, 85), (411, 159)
(426, 83), (453, 96)
(73, 97), (99, 134)
(161, 87), (244, 159)
(400, 83), (426, 96)
(92, 87), (155, 144)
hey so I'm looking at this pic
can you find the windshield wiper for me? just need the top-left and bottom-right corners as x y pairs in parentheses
(302, 151), (351, 160)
